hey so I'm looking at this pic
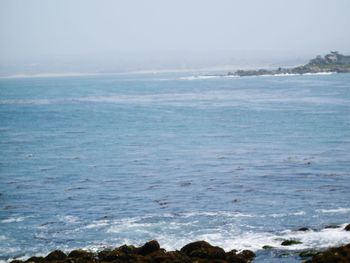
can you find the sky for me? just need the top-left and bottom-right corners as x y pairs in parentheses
(0, 0), (350, 74)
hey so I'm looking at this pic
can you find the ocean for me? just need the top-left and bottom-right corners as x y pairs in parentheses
(0, 72), (350, 262)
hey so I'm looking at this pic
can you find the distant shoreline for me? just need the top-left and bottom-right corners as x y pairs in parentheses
(1, 51), (349, 80)
(0, 69), (347, 81)
(224, 51), (350, 77)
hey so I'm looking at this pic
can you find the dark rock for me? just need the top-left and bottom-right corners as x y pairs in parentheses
(8, 240), (253, 263)
(25, 256), (44, 263)
(262, 245), (274, 250)
(68, 249), (95, 259)
(225, 249), (237, 261)
(143, 250), (190, 263)
(238, 250), (256, 261)
(180, 241), (226, 259)
(162, 251), (191, 263)
(225, 249), (255, 263)
(117, 244), (138, 254)
(305, 243), (350, 263)
(100, 248), (126, 261)
(98, 245), (139, 261)
(298, 227), (310, 231)
(324, 224), (340, 229)
(45, 250), (67, 261)
(226, 256), (248, 263)
(143, 249), (167, 262)
(299, 250), (318, 259)
(226, 256), (246, 263)
(10, 261), (24, 263)
(325, 224), (341, 229)
(138, 240), (161, 255)
(97, 249), (112, 261)
(98, 248), (125, 261)
(344, 224), (350, 231)
(227, 52), (350, 77)
(281, 240), (302, 246)
(227, 249), (237, 255)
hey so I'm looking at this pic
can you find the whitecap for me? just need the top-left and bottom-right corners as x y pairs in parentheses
(0, 99), (52, 105)
(180, 75), (221, 80)
(84, 220), (110, 229)
(58, 215), (79, 224)
(269, 211), (306, 218)
(181, 211), (254, 218)
(1, 217), (27, 223)
(316, 208), (350, 214)
(303, 72), (334, 76)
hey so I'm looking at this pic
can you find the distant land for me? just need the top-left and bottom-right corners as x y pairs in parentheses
(226, 51), (350, 77)
(2, 51), (350, 79)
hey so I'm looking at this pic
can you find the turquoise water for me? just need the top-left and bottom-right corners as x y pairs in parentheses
(0, 73), (350, 262)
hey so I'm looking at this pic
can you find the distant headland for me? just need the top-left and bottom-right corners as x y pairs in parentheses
(227, 51), (350, 77)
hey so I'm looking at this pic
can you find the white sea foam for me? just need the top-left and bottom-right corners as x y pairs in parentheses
(277, 224), (350, 250)
(316, 207), (350, 214)
(181, 211), (254, 218)
(180, 74), (241, 80)
(303, 72), (334, 76)
(1, 216), (28, 223)
(105, 222), (350, 252)
(269, 211), (306, 218)
(180, 75), (219, 80)
(58, 215), (79, 224)
(179, 71), (334, 80)
(168, 224), (350, 252)
(84, 220), (110, 229)
(3, 218), (349, 262)
(93, 213), (350, 252)
(0, 99), (52, 105)
(259, 72), (334, 77)
(195, 231), (278, 251)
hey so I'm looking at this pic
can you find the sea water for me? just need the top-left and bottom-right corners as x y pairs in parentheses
(0, 73), (350, 262)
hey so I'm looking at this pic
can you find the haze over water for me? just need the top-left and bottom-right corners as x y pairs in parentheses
(1, 0), (350, 75)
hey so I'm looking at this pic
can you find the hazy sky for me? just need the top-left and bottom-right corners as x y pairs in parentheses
(1, 0), (350, 73)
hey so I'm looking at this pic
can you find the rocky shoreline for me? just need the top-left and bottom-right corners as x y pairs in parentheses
(11, 240), (256, 263)
(8, 240), (350, 263)
(225, 51), (350, 77)
(8, 224), (350, 263)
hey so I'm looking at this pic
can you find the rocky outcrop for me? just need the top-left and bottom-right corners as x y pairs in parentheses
(44, 250), (67, 261)
(11, 240), (256, 263)
(298, 227), (310, 231)
(281, 240), (302, 246)
(230, 51), (350, 77)
(344, 224), (350, 231)
(180, 241), (226, 259)
(305, 243), (350, 263)
(68, 249), (95, 260)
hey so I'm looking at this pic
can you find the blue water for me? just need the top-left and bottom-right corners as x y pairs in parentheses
(1, 73), (350, 262)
